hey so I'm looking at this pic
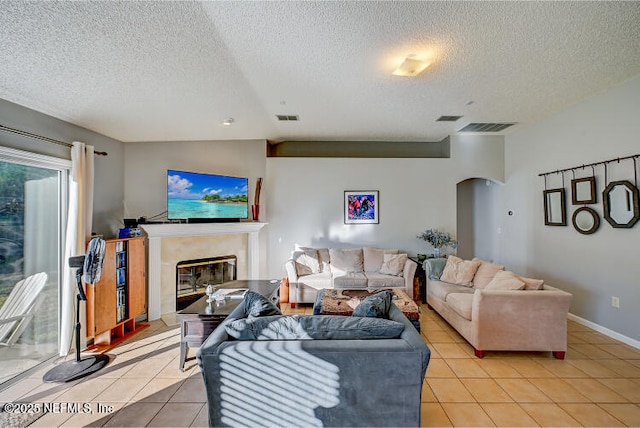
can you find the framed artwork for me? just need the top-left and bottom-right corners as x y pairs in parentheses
(571, 176), (596, 205)
(543, 188), (567, 226)
(344, 191), (379, 224)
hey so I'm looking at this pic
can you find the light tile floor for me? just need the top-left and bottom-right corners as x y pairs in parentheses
(0, 303), (638, 427)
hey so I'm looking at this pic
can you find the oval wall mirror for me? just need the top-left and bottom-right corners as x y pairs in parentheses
(572, 207), (600, 235)
(602, 180), (640, 228)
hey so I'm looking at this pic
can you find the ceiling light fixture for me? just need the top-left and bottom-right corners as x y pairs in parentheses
(222, 117), (234, 126)
(392, 54), (431, 77)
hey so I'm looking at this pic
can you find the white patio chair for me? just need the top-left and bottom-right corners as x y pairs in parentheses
(0, 272), (48, 347)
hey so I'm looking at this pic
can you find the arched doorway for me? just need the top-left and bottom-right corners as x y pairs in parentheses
(456, 178), (502, 262)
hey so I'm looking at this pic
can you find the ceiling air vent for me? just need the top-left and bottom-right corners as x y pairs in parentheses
(436, 115), (463, 122)
(276, 115), (299, 121)
(458, 123), (516, 132)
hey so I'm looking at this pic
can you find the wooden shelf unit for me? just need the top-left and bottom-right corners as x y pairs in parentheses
(86, 236), (147, 351)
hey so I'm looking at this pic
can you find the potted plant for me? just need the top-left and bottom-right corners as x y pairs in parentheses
(417, 228), (458, 258)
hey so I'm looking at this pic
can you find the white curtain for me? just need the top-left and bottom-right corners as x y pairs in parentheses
(59, 142), (94, 356)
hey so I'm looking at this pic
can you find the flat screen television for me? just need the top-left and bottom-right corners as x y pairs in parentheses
(167, 169), (249, 222)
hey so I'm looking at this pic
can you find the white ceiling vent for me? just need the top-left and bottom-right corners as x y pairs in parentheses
(436, 115), (463, 122)
(458, 123), (516, 132)
(276, 115), (300, 121)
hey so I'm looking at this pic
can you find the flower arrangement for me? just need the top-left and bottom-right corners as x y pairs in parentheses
(417, 228), (458, 252)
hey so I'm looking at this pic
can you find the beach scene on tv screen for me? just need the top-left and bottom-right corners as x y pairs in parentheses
(168, 170), (248, 219)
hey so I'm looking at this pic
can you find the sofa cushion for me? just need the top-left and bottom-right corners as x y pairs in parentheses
(297, 272), (332, 290)
(364, 272), (405, 289)
(292, 249), (320, 276)
(363, 247), (399, 272)
(440, 256), (481, 287)
(333, 272), (368, 289)
(425, 258), (447, 280)
(224, 314), (405, 340)
(352, 290), (393, 318)
(329, 248), (364, 275)
(520, 275), (544, 290)
(291, 251), (318, 276)
(472, 258), (505, 289)
(243, 290), (282, 317)
(295, 245), (330, 273)
(445, 293), (474, 321)
(428, 280), (474, 301)
(379, 253), (408, 276)
(484, 271), (525, 290)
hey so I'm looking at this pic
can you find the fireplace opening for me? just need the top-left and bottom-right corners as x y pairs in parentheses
(176, 255), (237, 310)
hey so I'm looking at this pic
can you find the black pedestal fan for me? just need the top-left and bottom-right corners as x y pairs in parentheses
(43, 237), (110, 382)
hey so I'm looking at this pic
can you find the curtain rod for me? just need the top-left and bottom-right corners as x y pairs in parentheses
(538, 153), (639, 177)
(0, 124), (108, 156)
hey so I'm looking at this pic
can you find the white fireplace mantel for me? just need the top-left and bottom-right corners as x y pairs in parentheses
(141, 222), (267, 321)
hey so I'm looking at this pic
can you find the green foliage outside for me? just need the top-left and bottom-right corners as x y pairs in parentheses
(201, 194), (248, 203)
(0, 161), (55, 301)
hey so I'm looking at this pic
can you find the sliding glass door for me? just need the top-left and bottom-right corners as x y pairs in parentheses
(0, 146), (69, 386)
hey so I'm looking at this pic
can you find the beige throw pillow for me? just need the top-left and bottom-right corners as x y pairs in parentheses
(329, 248), (364, 275)
(440, 256), (481, 287)
(472, 258), (505, 289)
(295, 245), (330, 273)
(291, 249), (320, 276)
(520, 276), (544, 290)
(363, 247), (399, 272)
(484, 271), (525, 290)
(379, 253), (407, 277)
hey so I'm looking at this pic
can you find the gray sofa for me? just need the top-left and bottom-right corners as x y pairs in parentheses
(196, 303), (430, 427)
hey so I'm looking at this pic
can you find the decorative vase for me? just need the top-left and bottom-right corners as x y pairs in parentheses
(433, 248), (440, 258)
(251, 204), (260, 221)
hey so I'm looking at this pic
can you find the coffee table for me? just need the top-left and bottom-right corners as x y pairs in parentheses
(177, 279), (280, 371)
(313, 288), (421, 332)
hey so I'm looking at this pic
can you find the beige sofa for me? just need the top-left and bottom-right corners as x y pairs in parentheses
(285, 246), (417, 306)
(425, 257), (573, 359)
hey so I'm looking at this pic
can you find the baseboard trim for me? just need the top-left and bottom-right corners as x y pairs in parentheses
(568, 312), (640, 350)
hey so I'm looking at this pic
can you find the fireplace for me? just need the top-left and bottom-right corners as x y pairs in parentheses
(140, 222), (267, 321)
(176, 255), (237, 310)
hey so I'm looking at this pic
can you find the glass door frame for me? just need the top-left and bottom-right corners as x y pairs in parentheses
(0, 144), (71, 386)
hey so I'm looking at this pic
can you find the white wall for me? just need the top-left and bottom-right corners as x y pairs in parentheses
(123, 140), (267, 220)
(123, 139), (270, 276)
(502, 75), (640, 341)
(0, 98), (125, 237)
(265, 135), (504, 279)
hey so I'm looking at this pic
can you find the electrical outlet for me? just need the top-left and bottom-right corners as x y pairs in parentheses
(611, 296), (620, 308)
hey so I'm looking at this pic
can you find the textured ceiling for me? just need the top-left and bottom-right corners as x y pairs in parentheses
(1, 1), (639, 143)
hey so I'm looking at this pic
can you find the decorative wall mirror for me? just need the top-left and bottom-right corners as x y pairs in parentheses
(543, 188), (566, 226)
(571, 176), (596, 205)
(572, 207), (600, 235)
(602, 180), (640, 228)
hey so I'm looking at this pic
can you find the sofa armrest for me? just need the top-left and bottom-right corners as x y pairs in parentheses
(196, 303), (248, 361)
(472, 286), (572, 351)
(389, 304), (430, 377)
(403, 259), (417, 299)
(285, 258), (299, 283)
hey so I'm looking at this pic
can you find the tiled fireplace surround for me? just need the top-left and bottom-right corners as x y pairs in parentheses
(140, 223), (267, 321)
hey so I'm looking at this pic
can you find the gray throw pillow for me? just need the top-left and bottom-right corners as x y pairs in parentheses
(243, 290), (282, 318)
(224, 315), (404, 340)
(352, 290), (393, 319)
(426, 258), (447, 280)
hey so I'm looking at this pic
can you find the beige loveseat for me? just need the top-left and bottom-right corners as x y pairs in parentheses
(285, 246), (417, 306)
(425, 256), (573, 359)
